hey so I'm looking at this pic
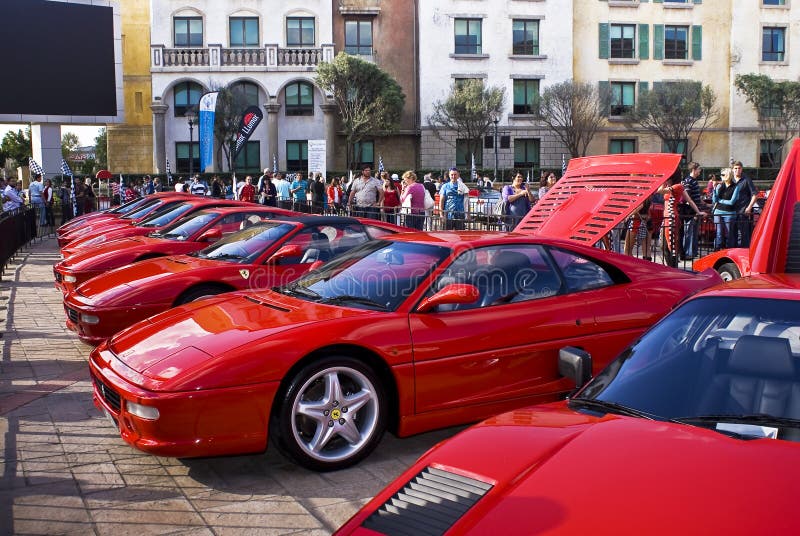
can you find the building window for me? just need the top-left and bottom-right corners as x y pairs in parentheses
(763, 27), (786, 61)
(610, 24), (635, 59)
(760, 139), (783, 167)
(229, 17), (259, 48)
(354, 140), (374, 168)
(455, 19), (482, 55)
(230, 81), (259, 107)
(454, 78), (484, 89)
(286, 140), (308, 172)
(763, 0), (786, 5)
(609, 139), (636, 154)
(345, 20), (373, 56)
(664, 0), (688, 3)
(287, 17), (315, 47)
(512, 20), (539, 55)
(285, 82), (314, 116)
(175, 142), (199, 174)
(514, 139), (540, 169)
(662, 139), (688, 164)
(610, 82), (635, 116)
(759, 96), (783, 119)
(235, 141), (261, 173)
(513, 79), (540, 115)
(173, 81), (203, 117)
(664, 26), (688, 60)
(174, 17), (203, 47)
(456, 139), (482, 167)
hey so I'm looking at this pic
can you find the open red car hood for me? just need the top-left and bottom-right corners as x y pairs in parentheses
(348, 403), (800, 535)
(516, 153), (681, 245)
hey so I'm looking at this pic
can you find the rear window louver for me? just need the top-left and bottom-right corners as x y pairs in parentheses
(361, 466), (493, 536)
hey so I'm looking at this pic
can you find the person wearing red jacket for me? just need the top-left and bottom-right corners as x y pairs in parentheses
(239, 175), (257, 203)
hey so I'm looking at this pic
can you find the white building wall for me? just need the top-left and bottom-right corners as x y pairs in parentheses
(418, 0), (574, 174)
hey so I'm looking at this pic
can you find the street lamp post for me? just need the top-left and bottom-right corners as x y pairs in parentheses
(491, 111), (500, 182)
(185, 106), (197, 178)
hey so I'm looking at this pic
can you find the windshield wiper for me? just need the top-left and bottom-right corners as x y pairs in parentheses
(321, 295), (388, 310)
(568, 397), (667, 421)
(674, 414), (800, 428)
(276, 284), (320, 300)
(209, 253), (246, 261)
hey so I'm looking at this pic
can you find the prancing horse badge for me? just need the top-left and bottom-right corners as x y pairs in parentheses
(239, 269), (250, 279)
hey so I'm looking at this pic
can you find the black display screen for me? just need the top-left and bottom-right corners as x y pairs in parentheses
(0, 0), (117, 116)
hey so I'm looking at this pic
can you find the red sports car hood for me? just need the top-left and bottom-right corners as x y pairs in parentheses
(384, 404), (800, 534)
(60, 237), (147, 270)
(107, 290), (375, 386)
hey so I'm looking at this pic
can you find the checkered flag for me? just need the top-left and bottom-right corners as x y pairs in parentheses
(378, 155), (384, 173)
(561, 154), (567, 176)
(60, 159), (73, 177)
(273, 153), (278, 174)
(29, 157), (44, 177)
(119, 175), (126, 203)
(471, 153), (477, 181)
(165, 158), (173, 184)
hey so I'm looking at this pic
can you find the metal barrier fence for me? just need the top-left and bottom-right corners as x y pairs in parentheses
(0, 206), (37, 278)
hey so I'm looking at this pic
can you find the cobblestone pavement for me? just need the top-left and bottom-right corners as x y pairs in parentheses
(0, 237), (462, 535)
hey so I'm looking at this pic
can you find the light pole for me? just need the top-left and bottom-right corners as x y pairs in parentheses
(185, 106), (197, 178)
(490, 110), (500, 182)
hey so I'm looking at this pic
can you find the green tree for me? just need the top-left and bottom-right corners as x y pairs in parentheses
(316, 52), (405, 170)
(61, 132), (80, 159)
(1, 127), (32, 168)
(80, 157), (97, 176)
(427, 79), (505, 166)
(94, 128), (107, 169)
(734, 74), (800, 167)
(627, 81), (719, 161)
(539, 81), (607, 158)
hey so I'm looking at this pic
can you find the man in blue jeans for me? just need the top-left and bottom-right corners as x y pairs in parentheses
(681, 162), (703, 259)
(731, 161), (758, 247)
(28, 174), (45, 227)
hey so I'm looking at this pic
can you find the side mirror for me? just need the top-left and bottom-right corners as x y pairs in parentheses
(309, 259), (325, 272)
(197, 228), (223, 243)
(268, 243), (303, 263)
(416, 283), (480, 313)
(558, 346), (592, 390)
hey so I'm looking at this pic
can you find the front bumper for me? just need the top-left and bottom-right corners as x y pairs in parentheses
(64, 297), (169, 344)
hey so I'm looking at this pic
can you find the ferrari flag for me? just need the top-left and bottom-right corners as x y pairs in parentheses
(232, 106), (263, 161)
(198, 92), (219, 173)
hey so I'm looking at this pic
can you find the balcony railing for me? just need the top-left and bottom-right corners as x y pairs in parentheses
(151, 44), (335, 71)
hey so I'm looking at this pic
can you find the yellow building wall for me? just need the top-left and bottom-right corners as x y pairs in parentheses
(107, 0), (153, 173)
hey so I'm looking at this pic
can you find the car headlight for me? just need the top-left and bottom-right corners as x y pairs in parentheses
(80, 313), (100, 324)
(63, 275), (77, 283)
(126, 401), (160, 420)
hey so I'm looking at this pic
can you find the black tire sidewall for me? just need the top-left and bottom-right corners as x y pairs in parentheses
(272, 355), (387, 471)
(718, 262), (741, 281)
(177, 285), (221, 305)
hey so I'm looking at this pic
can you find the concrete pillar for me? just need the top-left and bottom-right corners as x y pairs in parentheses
(30, 124), (62, 183)
(320, 103), (338, 173)
(151, 102), (169, 173)
(264, 103), (281, 170)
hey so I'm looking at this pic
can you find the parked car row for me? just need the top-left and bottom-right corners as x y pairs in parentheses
(54, 149), (800, 534)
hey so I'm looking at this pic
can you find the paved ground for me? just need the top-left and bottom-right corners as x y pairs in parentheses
(0, 237), (462, 535)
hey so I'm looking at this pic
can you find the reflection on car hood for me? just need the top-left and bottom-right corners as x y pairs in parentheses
(399, 403), (800, 534)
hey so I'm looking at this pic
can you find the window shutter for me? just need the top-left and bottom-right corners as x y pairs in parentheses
(599, 23), (610, 59)
(692, 25), (702, 60)
(639, 81), (649, 101)
(599, 81), (611, 116)
(653, 24), (664, 60)
(639, 24), (649, 60)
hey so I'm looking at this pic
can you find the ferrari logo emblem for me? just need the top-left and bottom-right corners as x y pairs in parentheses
(239, 269), (250, 279)
(331, 409), (341, 420)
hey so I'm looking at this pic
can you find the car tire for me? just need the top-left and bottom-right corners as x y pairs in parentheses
(718, 262), (741, 282)
(176, 285), (223, 305)
(272, 356), (386, 471)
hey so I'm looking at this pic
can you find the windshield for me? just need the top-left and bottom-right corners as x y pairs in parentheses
(109, 196), (149, 215)
(195, 222), (294, 263)
(121, 199), (162, 220)
(157, 211), (219, 241)
(577, 297), (800, 436)
(280, 240), (451, 311)
(137, 202), (194, 228)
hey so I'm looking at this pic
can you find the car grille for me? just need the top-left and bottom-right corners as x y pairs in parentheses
(54, 270), (62, 282)
(362, 466), (493, 536)
(66, 307), (79, 324)
(92, 373), (121, 412)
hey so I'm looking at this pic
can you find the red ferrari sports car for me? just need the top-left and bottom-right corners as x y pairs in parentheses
(84, 154), (724, 470)
(60, 197), (247, 256)
(58, 192), (194, 248)
(65, 215), (404, 344)
(336, 277), (800, 535)
(54, 205), (295, 294)
(57, 194), (154, 237)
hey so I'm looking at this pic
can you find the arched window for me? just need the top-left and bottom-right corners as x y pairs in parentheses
(230, 81), (260, 107)
(173, 81), (203, 117)
(285, 82), (314, 116)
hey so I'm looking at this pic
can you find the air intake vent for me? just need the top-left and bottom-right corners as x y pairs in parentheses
(785, 202), (800, 273)
(362, 466), (492, 536)
(243, 295), (290, 312)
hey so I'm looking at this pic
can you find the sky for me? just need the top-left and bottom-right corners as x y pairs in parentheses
(0, 124), (103, 147)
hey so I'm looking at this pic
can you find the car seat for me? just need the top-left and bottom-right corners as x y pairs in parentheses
(300, 232), (331, 263)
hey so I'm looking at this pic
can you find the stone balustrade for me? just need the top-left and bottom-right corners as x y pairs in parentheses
(151, 44), (335, 71)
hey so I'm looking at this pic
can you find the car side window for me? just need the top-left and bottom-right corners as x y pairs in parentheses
(275, 227), (322, 265)
(218, 213), (262, 236)
(549, 247), (614, 293)
(329, 224), (369, 256)
(429, 244), (563, 312)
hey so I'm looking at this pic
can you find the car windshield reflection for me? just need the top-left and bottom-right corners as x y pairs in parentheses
(282, 240), (451, 311)
(155, 211), (218, 240)
(195, 222), (293, 263)
(576, 297), (800, 439)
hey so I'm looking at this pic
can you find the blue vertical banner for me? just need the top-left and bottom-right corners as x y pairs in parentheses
(198, 92), (219, 173)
